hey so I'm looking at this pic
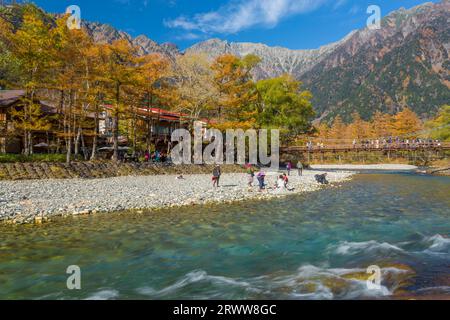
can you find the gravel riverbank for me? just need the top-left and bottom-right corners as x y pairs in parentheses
(0, 170), (354, 224)
(310, 164), (418, 171)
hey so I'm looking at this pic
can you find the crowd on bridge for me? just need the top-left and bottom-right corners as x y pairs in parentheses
(305, 137), (443, 151)
(354, 138), (442, 150)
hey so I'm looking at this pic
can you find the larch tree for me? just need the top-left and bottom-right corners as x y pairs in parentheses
(347, 112), (369, 140)
(211, 54), (261, 130)
(103, 39), (138, 161)
(393, 107), (423, 138)
(6, 6), (53, 155)
(172, 53), (218, 127)
(136, 53), (171, 150)
(371, 111), (394, 139)
(82, 43), (109, 161)
(328, 115), (346, 142)
(50, 16), (94, 163)
(0, 16), (20, 88)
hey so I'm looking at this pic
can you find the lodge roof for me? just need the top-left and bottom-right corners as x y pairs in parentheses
(0, 90), (59, 114)
(0, 90), (208, 124)
(0, 90), (26, 107)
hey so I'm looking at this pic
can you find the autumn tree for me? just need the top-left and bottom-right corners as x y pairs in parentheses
(212, 54), (261, 130)
(137, 53), (172, 149)
(347, 112), (369, 140)
(328, 115), (347, 143)
(0, 15), (20, 88)
(3, 5), (53, 155)
(393, 107), (423, 138)
(315, 122), (330, 140)
(371, 111), (394, 139)
(81, 43), (110, 160)
(102, 40), (138, 161)
(48, 15), (99, 162)
(172, 53), (218, 126)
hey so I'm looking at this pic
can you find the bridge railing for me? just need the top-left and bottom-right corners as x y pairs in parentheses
(282, 142), (450, 152)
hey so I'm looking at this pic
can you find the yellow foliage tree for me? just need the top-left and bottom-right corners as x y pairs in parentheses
(371, 111), (394, 139)
(5, 6), (53, 155)
(211, 54), (260, 130)
(393, 107), (423, 138)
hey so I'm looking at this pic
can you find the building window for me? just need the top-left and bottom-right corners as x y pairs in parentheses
(0, 113), (6, 133)
(0, 137), (5, 154)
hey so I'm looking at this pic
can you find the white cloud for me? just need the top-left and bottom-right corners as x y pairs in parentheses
(349, 5), (360, 15)
(164, 0), (328, 34)
(333, 0), (348, 10)
(174, 32), (204, 40)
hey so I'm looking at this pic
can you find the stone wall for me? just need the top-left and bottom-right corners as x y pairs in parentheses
(0, 162), (247, 180)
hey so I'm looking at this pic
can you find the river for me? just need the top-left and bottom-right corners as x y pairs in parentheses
(0, 172), (449, 299)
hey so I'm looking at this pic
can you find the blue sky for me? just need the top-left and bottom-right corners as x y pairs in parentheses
(32, 0), (439, 50)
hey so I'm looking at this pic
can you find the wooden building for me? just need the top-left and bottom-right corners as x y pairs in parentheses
(0, 90), (191, 154)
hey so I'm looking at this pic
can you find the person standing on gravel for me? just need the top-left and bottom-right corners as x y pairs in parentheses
(212, 165), (221, 188)
(256, 169), (266, 192)
(297, 161), (303, 176)
(286, 161), (292, 176)
(246, 164), (255, 187)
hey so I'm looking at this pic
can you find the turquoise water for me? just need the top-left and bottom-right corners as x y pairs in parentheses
(0, 173), (449, 300)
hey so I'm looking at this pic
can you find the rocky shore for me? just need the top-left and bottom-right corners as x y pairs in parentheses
(0, 170), (354, 224)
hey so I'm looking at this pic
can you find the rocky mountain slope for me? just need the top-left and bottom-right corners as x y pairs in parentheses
(186, 32), (357, 80)
(303, 1), (450, 121)
(81, 21), (180, 59)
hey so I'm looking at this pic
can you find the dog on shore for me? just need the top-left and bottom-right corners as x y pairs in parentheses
(315, 173), (329, 185)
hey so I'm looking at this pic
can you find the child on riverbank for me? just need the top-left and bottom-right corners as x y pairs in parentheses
(282, 173), (289, 188)
(256, 170), (266, 192)
(246, 164), (255, 187)
(212, 165), (221, 188)
(286, 161), (292, 176)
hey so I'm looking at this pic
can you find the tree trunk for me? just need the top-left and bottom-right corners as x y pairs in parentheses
(23, 130), (29, 156)
(74, 126), (81, 158)
(80, 130), (88, 160)
(132, 107), (137, 156)
(90, 108), (98, 161)
(28, 131), (33, 155)
(66, 138), (71, 163)
(146, 92), (153, 150)
(112, 113), (119, 161)
(56, 90), (64, 154)
(112, 83), (120, 162)
(65, 91), (73, 164)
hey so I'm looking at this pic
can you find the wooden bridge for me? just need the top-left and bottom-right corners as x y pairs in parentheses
(281, 143), (450, 163)
(281, 143), (450, 154)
